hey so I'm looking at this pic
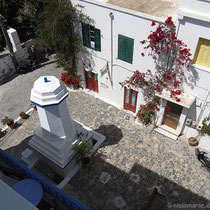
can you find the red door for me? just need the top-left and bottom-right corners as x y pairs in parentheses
(85, 71), (98, 92)
(124, 87), (138, 112)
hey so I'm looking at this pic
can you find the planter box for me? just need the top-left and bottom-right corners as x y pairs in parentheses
(199, 135), (210, 152)
(135, 118), (143, 126)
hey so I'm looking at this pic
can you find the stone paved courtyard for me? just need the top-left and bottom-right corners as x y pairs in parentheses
(1, 90), (210, 209)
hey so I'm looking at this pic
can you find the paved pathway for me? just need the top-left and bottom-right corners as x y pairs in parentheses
(0, 57), (63, 127)
(1, 90), (210, 209)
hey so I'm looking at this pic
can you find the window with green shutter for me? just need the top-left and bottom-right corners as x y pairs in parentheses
(118, 34), (134, 64)
(81, 23), (101, 51)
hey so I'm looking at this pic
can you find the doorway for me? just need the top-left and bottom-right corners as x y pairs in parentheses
(84, 71), (98, 92)
(162, 101), (183, 129)
(123, 87), (138, 113)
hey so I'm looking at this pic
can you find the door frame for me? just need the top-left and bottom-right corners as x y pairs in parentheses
(162, 101), (183, 129)
(156, 98), (189, 135)
(123, 87), (138, 113)
(84, 70), (99, 93)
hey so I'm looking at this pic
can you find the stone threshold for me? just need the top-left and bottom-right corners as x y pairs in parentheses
(154, 125), (179, 141)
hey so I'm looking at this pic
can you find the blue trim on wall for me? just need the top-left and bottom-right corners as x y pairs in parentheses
(0, 148), (90, 210)
(31, 95), (68, 108)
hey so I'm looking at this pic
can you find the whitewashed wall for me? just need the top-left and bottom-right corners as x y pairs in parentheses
(176, 4), (210, 137)
(72, 0), (210, 139)
(0, 29), (29, 84)
(179, 0), (210, 16)
(72, 0), (163, 110)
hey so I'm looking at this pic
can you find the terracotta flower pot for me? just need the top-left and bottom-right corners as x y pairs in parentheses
(143, 118), (151, 125)
(81, 157), (91, 167)
(188, 137), (198, 146)
(72, 83), (79, 90)
(20, 113), (29, 119)
(8, 123), (15, 129)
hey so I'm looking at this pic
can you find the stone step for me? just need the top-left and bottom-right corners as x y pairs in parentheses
(154, 127), (178, 140)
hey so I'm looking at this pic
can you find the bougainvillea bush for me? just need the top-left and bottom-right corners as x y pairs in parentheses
(137, 101), (155, 124)
(122, 17), (192, 104)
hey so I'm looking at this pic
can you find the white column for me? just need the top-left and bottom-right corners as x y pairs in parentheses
(29, 76), (78, 168)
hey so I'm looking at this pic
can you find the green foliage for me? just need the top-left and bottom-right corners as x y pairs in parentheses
(17, 0), (45, 40)
(1, 117), (14, 126)
(201, 116), (210, 136)
(0, 0), (44, 45)
(75, 133), (93, 162)
(37, 0), (88, 67)
(137, 101), (155, 124)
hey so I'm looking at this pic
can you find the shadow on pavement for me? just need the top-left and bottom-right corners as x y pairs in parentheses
(94, 124), (123, 146)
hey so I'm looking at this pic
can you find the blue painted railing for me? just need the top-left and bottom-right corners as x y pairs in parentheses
(0, 148), (90, 210)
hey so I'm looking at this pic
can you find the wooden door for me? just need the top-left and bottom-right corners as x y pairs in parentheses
(93, 73), (98, 93)
(162, 101), (183, 129)
(124, 87), (138, 113)
(85, 71), (98, 93)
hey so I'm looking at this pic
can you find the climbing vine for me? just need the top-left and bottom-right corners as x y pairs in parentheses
(121, 17), (192, 104)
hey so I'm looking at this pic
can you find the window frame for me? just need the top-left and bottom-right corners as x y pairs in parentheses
(193, 37), (210, 69)
(118, 34), (134, 64)
(81, 23), (101, 52)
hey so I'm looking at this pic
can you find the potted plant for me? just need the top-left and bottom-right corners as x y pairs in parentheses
(60, 70), (80, 89)
(136, 101), (155, 125)
(19, 112), (29, 119)
(74, 134), (93, 166)
(197, 116), (210, 152)
(1, 117), (15, 129)
(201, 116), (210, 136)
(30, 103), (37, 111)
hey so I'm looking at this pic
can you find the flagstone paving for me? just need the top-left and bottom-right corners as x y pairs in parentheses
(1, 90), (210, 209)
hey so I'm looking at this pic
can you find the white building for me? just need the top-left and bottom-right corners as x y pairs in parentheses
(71, 0), (210, 141)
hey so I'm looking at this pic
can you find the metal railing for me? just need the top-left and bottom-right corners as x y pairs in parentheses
(0, 148), (90, 210)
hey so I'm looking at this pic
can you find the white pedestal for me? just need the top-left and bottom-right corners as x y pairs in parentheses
(29, 127), (79, 168)
(30, 76), (78, 168)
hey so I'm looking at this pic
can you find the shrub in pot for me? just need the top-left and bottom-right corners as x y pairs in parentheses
(30, 103), (37, 111)
(201, 116), (210, 136)
(19, 112), (29, 119)
(74, 133), (93, 166)
(136, 101), (155, 125)
(1, 117), (15, 129)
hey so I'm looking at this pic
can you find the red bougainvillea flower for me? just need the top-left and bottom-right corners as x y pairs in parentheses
(156, 105), (160, 111)
(175, 90), (181, 95)
(151, 21), (156, 26)
(121, 17), (192, 105)
(165, 17), (174, 25)
(165, 106), (172, 112)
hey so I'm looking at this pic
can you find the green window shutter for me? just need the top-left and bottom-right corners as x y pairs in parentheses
(118, 35), (126, 61)
(82, 23), (90, 48)
(118, 34), (134, 64)
(125, 37), (134, 64)
(94, 28), (101, 51)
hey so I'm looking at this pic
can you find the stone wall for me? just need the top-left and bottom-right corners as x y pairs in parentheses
(0, 29), (29, 84)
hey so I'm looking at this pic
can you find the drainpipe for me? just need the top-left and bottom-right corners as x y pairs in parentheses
(109, 12), (114, 88)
